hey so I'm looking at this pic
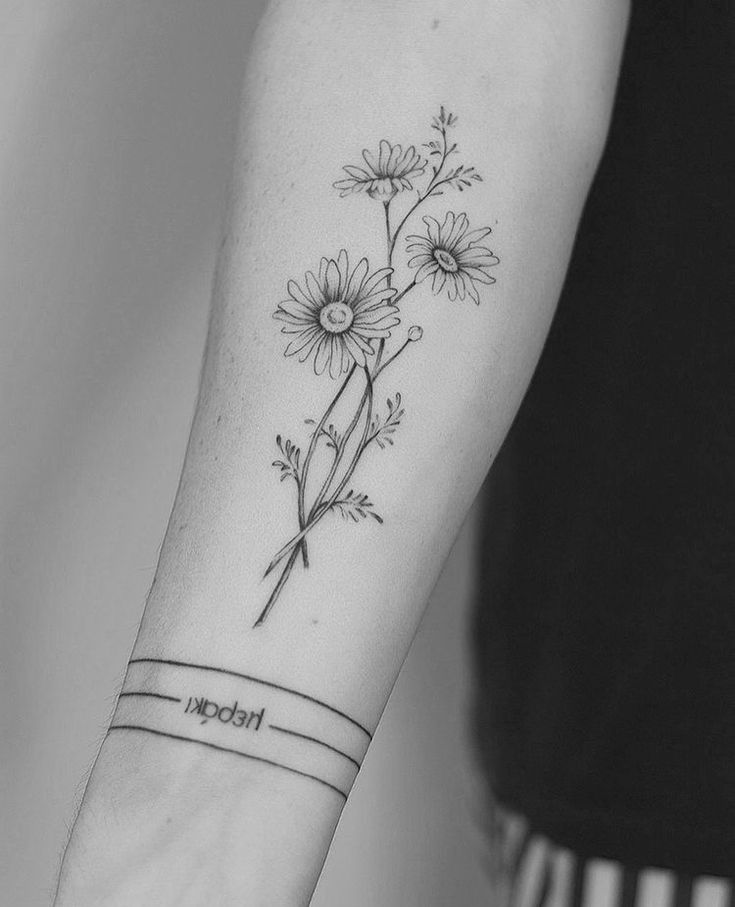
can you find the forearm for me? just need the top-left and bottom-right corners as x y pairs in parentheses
(55, 1), (628, 904)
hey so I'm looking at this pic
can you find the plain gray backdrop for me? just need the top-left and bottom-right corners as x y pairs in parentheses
(0, 2), (492, 904)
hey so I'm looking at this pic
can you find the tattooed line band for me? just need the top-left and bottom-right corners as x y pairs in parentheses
(109, 657), (370, 799)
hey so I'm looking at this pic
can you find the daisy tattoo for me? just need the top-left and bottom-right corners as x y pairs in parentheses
(256, 107), (499, 626)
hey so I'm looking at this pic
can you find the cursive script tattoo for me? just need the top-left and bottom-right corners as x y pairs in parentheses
(258, 107), (499, 626)
(109, 658), (371, 799)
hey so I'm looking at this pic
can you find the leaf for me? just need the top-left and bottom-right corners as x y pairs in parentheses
(319, 422), (342, 452)
(272, 434), (302, 485)
(433, 163), (484, 195)
(367, 393), (405, 451)
(329, 489), (384, 525)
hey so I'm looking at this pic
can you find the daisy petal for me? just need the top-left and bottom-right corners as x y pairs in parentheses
(342, 332), (366, 367)
(446, 213), (470, 249)
(353, 301), (400, 323)
(343, 166), (372, 180)
(407, 253), (432, 267)
(275, 299), (317, 323)
(284, 325), (321, 357)
(414, 260), (439, 284)
(362, 148), (378, 174)
(313, 334), (331, 375)
(462, 266), (497, 285)
(406, 238), (433, 252)
(378, 139), (391, 172)
(325, 259), (341, 301)
(333, 181), (359, 196)
(305, 270), (324, 305)
(352, 289), (396, 315)
(336, 250), (349, 295)
(441, 211), (456, 240)
(465, 227), (492, 245)
(347, 331), (375, 356)
(422, 216), (441, 246)
(387, 142), (401, 173)
(432, 268), (447, 294)
(328, 335), (342, 379)
(457, 248), (499, 266)
(353, 306), (400, 326)
(341, 337), (352, 374)
(447, 275), (459, 301)
(361, 266), (393, 296)
(345, 257), (369, 302)
(352, 321), (399, 338)
(287, 279), (318, 311)
(276, 318), (316, 334)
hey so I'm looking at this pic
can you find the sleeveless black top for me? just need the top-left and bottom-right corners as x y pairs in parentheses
(473, 0), (734, 876)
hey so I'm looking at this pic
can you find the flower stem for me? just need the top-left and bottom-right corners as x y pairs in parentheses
(388, 127), (454, 261)
(383, 200), (391, 261)
(374, 197), (397, 372)
(373, 280), (417, 377)
(306, 368), (370, 522)
(265, 369), (374, 577)
(392, 279), (417, 308)
(297, 363), (357, 567)
(254, 545), (300, 627)
(373, 338), (411, 381)
(389, 193), (424, 262)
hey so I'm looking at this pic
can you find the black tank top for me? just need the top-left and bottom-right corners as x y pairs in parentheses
(473, 0), (734, 876)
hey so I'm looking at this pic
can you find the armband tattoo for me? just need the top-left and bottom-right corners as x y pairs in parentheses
(110, 658), (371, 800)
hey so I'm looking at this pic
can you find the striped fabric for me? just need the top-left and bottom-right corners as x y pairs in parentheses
(488, 811), (734, 907)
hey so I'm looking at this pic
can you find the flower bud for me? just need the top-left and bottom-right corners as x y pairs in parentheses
(407, 325), (423, 342)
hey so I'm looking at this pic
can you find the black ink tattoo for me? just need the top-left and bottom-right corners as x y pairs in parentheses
(108, 726), (349, 799)
(259, 107), (499, 625)
(109, 658), (370, 799)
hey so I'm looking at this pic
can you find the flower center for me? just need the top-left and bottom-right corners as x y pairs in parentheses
(319, 301), (354, 334)
(433, 248), (458, 273)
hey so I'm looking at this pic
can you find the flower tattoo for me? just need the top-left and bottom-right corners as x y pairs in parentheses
(407, 212), (499, 304)
(256, 108), (499, 627)
(274, 251), (399, 379)
(334, 139), (426, 201)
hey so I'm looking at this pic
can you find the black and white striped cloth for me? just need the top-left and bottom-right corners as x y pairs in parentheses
(488, 811), (734, 907)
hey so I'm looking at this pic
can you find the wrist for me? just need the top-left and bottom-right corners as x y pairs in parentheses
(55, 729), (343, 907)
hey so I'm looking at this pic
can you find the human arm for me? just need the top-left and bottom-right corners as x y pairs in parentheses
(54, 1), (629, 904)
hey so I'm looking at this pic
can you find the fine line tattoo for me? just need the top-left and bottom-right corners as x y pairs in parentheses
(107, 726), (350, 800)
(259, 107), (499, 626)
(128, 657), (372, 738)
(111, 658), (369, 798)
(118, 691), (182, 704)
(268, 723), (361, 770)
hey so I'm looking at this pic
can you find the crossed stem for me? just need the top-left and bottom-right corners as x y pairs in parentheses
(296, 363), (357, 567)
(255, 367), (374, 626)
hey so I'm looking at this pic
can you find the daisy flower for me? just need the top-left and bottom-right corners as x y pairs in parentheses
(406, 212), (499, 304)
(334, 140), (426, 201)
(274, 250), (399, 379)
